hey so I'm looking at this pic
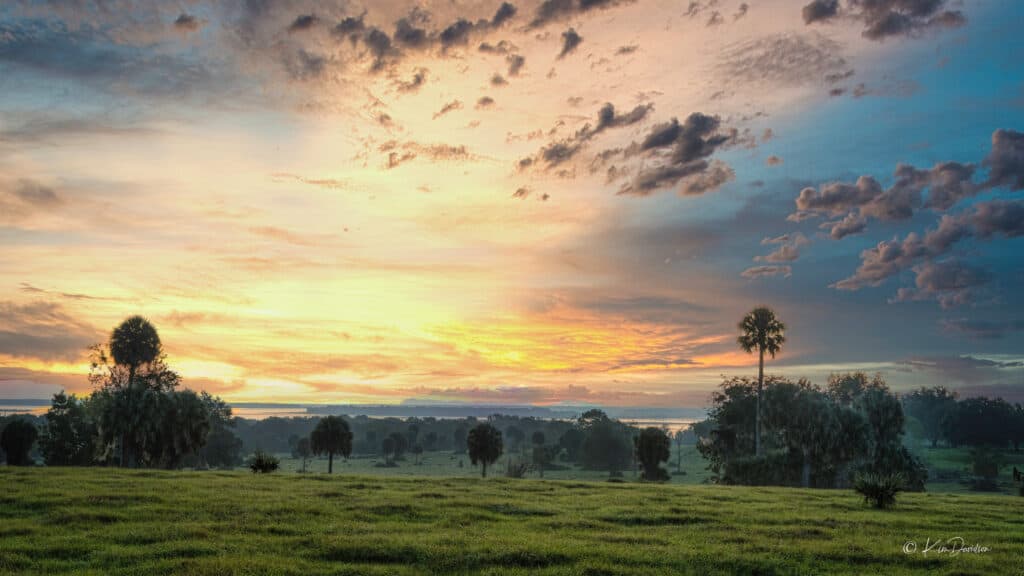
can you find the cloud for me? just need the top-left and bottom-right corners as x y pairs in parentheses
(801, 0), (839, 24)
(524, 102), (654, 171)
(941, 318), (1024, 340)
(821, 212), (867, 239)
(832, 199), (1024, 294)
(615, 44), (638, 55)
(396, 67), (428, 93)
(898, 354), (1024, 386)
(766, 155), (783, 166)
(476, 96), (495, 109)
(734, 3), (749, 21)
(982, 129), (1024, 191)
(0, 178), (63, 222)
(617, 112), (738, 196)
(282, 49), (327, 81)
(173, 13), (202, 33)
(506, 54), (526, 76)
(558, 28), (583, 59)
(802, 0), (966, 41)
(512, 187), (531, 199)
(742, 265), (792, 279)
(380, 140), (476, 169)
(288, 14), (320, 33)
(491, 73), (508, 86)
(718, 33), (847, 88)
(433, 99), (463, 119)
(0, 301), (100, 361)
(755, 232), (809, 262)
(530, 0), (633, 29)
(491, 2), (519, 27)
(894, 260), (991, 308)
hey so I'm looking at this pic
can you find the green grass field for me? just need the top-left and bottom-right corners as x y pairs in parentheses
(2, 467), (1022, 575)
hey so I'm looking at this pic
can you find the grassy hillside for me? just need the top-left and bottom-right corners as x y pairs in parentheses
(2, 468), (1021, 575)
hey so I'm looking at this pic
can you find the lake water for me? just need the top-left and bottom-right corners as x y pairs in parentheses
(0, 403), (700, 430)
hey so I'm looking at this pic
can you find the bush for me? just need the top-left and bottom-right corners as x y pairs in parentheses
(854, 472), (904, 509)
(248, 450), (279, 474)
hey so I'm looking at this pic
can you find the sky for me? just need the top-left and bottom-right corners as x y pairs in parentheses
(1, 0), (1023, 408)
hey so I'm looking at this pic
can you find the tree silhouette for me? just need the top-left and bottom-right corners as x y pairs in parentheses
(634, 427), (671, 481)
(294, 437), (312, 472)
(737, 307), (785, 457)
(310, 416), (353, 474)
(109, 316), (162, 386)
(467, 423), (503, 478)
(1, 418), (38, 466)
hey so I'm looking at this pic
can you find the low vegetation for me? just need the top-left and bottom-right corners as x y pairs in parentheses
(1, 467), (1019, 575)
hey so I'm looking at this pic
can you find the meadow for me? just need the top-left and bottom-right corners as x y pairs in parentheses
(2, 467), (1022, 575)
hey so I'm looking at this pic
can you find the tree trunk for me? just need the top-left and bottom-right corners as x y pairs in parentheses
(328, 452), (333, 474)
(481, 461), (487, 478)
(756, 348), (764, 457)
(801, 447), (811, 488)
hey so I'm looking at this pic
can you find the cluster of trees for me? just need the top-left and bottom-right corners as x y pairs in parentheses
(903, 387), (1024, 450)
(1, 317), (240, 469)
(698, 372), (928, 490)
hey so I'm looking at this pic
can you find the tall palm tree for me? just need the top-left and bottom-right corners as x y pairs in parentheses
(110, 316), (162, 387)
(108, 316), (162, 467)
(737, 307), (786, 457)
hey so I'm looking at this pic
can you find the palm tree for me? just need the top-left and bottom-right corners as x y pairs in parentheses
(108, 316), (162, 467)
(110, 316), (162, 387)
(737, 306), (786, 457)
(310, 415), (353, 474)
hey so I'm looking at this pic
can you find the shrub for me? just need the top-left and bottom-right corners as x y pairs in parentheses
(854, 472), (904, 509)
(248, 450), (279, 474)
(968, 447), (1003, 492)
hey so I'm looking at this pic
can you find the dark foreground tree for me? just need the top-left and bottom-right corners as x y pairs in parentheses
(1, 418), (38, 466)
(310, 416), (353, 473)
(468, 423), (503, 478)
(635, 427), (671, 481)
(40, 391), (96, 466)
(737, 307), (786, 457)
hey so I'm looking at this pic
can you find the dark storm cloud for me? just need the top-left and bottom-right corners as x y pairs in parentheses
(558, 28), (583, 59)
(394, 16), (431, 49)
(491, 2), (519, 27)
(479, 40), (516, 54)
(802, 0), (966, 41)
(0, 301), (100, 361)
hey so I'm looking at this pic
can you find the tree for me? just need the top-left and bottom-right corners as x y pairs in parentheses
(388, 432), (409, 460)
(673, 429), (686, 473)
(40, 391), (96, 466)
(1, 418), (38, 465)
(737, 307), (786, 457)
(558, 428), (585, 462)
(194, 393), (242, 469)
(310, 416), (353, 474)
(635, 427), (671, 481)
(109, 316), (162, 389)
(531, 430), (547, 478)
(453, 425), (468, 454)
(424, 431), (438, 451)
(505, 425), (525, 452)
(902, 386), (958, 448)
(382, 436), (396, 465)
(579, 415), (633, 476)
(411, 443), (424, 465)
(294, 437), (312, 472)
(407, 423), (419, 448)
(467, 423), (503, 478)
